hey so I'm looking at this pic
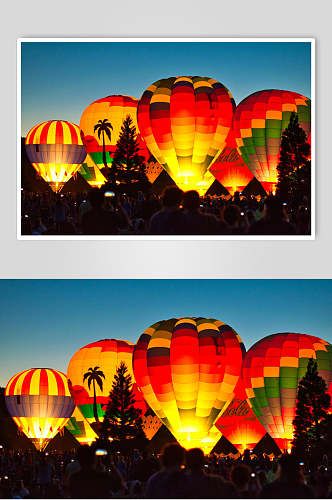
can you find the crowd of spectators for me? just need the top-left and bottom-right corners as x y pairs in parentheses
(21, 187), (311, 236)
(0, 443), (331, 499)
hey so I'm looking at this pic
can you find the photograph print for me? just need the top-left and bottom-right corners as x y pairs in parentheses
(19, 38), (314, 238)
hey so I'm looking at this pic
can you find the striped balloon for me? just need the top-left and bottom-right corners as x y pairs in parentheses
(5, 368), (75, 451)
(242, 333), (332, 451)
(79, 95), (150, 169)
(209, 130), (254, 195)
(133, 317), (245, 450)
(137, 76), (235, 195)
(232, 90), (311, 194)
(25, 120), (87, 193)
(67, 339), (147, 426)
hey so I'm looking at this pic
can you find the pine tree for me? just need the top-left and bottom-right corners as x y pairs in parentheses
(276, 112), (311, 203)
(111, 116), (148, 186)
(292, 359), (331, 459)
(101, 362), (145, 445)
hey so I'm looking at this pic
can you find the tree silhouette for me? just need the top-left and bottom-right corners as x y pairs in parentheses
(111, 116), (148, 186)
(292, 358), (331, 461)
(83, 367), (105, 423)
(94, 119), (113, 170)
(101, 362), (144, 445)
(276, 111), (311, 203)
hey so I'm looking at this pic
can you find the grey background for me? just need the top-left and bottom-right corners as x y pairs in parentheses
(1, 0), (331, 278)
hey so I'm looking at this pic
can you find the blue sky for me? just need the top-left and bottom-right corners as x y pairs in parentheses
(0, 279), (330, 387)
(21, 41), (311, 136)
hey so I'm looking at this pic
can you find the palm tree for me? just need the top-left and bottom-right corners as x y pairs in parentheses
(83, 366), (105, 423)
(94, 119), (113, 170)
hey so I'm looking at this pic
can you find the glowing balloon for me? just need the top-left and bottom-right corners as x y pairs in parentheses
(67, 339), (147, 426)
(79, 95), (150, 170)
(209, 130), (254, 195)
(232, 90), (311, 194)
(137, 76), (235, 194)
(79, 155), (106, 188)
(133, 317), (245, 449)
(242, 333), (332, 451)
(215, 379), (266, 453)
(25, 121), (87, 193)
(66, 406), (98, 445)
(5, 368), (75, 451)
(199, 425), (222, 454)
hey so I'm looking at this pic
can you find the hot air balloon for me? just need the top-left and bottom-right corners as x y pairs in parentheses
(215, 379), (266, 453)
(79, 95), (150, 171)
(25, 121), (87, 193)
(232, 90), (311, 194)
(67, 339), (147, 431)
(79, 155), (107, 188)
(209, 130), (254, 195)
(198, 425), (222, 454)
(133, 317), (245, 450)
(5, 368), (75, 451)
(242, 333), (332, 451)
(137, 76), (235, 195)
(66, 406), (98, 445)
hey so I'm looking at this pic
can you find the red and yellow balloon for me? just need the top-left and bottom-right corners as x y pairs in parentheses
(5, 368), (75, 451)
(25, 121), (87, 193)
(215, 379), (266, 453)
(133, 317), (245, 449)
(209, 130), (254, 195)
(137, 76), (235, 195)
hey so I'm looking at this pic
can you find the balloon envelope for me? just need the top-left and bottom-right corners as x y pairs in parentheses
(25, 121), (87, 193)
(137, 76), (235, 194)
(232, 90), (311, 193)
(209, 130), (254, 195)
(80, 95), (150, 170)
(215, 379), (266, 452)
(67, 339), (147, 425)
(5, 368), (75, 451)
(65, 406), (98, 445)
(242, 333), (332, 450)
(133, 317), (245, 449)
(79, 155), (106, 188)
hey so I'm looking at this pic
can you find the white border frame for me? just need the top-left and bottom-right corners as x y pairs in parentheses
(17, 37), (315, 241)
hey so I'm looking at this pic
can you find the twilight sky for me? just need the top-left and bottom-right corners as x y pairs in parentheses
(21, 41), (311, 136)
(0, 279), (330, 387)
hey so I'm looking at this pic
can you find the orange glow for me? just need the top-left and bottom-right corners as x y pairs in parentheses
(215, 380), (266, 453)
(66, 406), (98, 445)
(145, 159), (163, 184)
(5, 368), (75, 451)
(79, 155), (107, 188)
(137, 76), (235, 195)
(133, 317), (245, 450)
(209, 131), (254, 195)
